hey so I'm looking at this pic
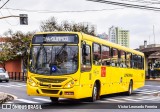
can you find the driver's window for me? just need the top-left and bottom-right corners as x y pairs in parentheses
(81, 45), (91, 72)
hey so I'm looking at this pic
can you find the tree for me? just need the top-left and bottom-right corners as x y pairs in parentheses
(0, 30), (35, 69)
(0, 50), (13, 70)
(40, 17), (96, 36)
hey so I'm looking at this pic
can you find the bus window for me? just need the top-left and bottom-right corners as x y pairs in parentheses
(120, 51), (127, 68)
(142, 57), (144, 69)
(132, 54), (138, 69)
(93, 43), (101, 65)
(101, 45), (110, 66)
(126, 52), (132, 68)
(81, 45), (91, 71)
(137, 55), (143, 69)
(111, 48), (118, 67)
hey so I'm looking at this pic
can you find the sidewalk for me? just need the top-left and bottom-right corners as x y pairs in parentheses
(146, 78), (160, 81)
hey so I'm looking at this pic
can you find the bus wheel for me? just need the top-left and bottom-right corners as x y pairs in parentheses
(89, 83), (98, 102)
(126, 81), (133, 96)
(50, 97), (59, 103)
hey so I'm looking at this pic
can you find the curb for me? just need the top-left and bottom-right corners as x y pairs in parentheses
(9, 79), (26, 83)
(0, 92), (7, 103)
(146, 79), (160, 81)
(7, 93), (18, 100)
(0, 93), (17, 103)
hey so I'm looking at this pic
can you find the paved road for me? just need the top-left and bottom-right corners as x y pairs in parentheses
(0, 81), (160, 111)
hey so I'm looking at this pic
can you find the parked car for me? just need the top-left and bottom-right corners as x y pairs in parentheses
(0, 68), (9, 82)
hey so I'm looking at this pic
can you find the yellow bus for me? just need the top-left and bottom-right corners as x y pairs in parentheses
(27, 32), (145, 103)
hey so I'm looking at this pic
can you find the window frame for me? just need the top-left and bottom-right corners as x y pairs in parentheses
(101, 45), (111, 66)
(92, 43), (101, 66)
(81, 44), (92, 72)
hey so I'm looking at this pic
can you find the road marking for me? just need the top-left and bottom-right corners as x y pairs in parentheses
(0, 85), (11, 87)
(120, 98), (139, 102)
(95, 100), (110, 103)
(135, 89), (149, 91)
(15, 99), (39, 103)
(105, 99), (125, 102)
(33, 98), (51, 102)
(5, 102), (13, 103)
(135, 96), (151, 100)
(136, 90), (160, 94)
(15, 84), (26, 86)
(7, 85), (25, 87)
(0, 84), (26, 88)
(145, 85), (160, 88)
(143, 97), (160, 101)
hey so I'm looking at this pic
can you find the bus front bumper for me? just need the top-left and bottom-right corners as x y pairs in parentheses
(27, 84), (90, 99)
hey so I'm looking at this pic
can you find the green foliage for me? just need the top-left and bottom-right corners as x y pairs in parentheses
(0, 30), (35, 69)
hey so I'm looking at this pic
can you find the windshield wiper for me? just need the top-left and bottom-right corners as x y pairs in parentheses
(35, 44), (47, 69)
(49, 44), (67, 74)
(55, 44), (67, 58)
(51, 44), (67, 65)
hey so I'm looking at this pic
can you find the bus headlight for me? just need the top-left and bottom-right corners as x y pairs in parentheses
(28, 78), (37, 87)
(64, 80), (74, 88)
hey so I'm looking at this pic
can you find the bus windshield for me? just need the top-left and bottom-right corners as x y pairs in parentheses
(29, 45), (78, 75)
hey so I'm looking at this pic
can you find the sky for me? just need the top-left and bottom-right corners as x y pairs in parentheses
(0, 0), (160, 49)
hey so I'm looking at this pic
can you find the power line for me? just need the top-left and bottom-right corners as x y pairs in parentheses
(87, 0), (160, 11)
(0, 0), (10, 9)
(2, 0), (160, 13)
(1, 0), (160, 14)
(2, 7), (125, 13)
(119, 0), (160, 4)
(2, 0), (12, 15)
(0, 0), (19, 26)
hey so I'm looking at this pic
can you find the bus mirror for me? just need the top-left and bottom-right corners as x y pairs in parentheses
(82, 44), (88, 56)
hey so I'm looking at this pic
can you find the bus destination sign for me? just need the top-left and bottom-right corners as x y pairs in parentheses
(32, 34), (78, 44)
(45, 36), (69, 42)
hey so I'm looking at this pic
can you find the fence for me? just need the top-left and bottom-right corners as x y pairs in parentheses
(8, 72), (27, 81)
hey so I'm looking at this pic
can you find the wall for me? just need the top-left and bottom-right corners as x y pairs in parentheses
(0, 58), (22, 72)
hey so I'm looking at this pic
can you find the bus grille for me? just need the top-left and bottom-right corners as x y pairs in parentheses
(39, 83), (62, 88)
(41, 89), (59, 94)
(35, 77), (67, 83)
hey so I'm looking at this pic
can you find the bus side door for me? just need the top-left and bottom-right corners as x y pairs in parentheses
(80, 42), (92, 98)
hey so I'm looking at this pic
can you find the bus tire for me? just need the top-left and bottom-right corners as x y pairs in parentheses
(89, 83), (98, 102)
(50, 97), (59, 103)
(126, 81), (133, 96)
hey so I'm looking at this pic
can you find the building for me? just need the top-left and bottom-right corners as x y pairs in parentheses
(109, 26), (130, 47)
(97, 32), (109, 41)
(109, 26), (117, 43)
(139, 42), (160, 61)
